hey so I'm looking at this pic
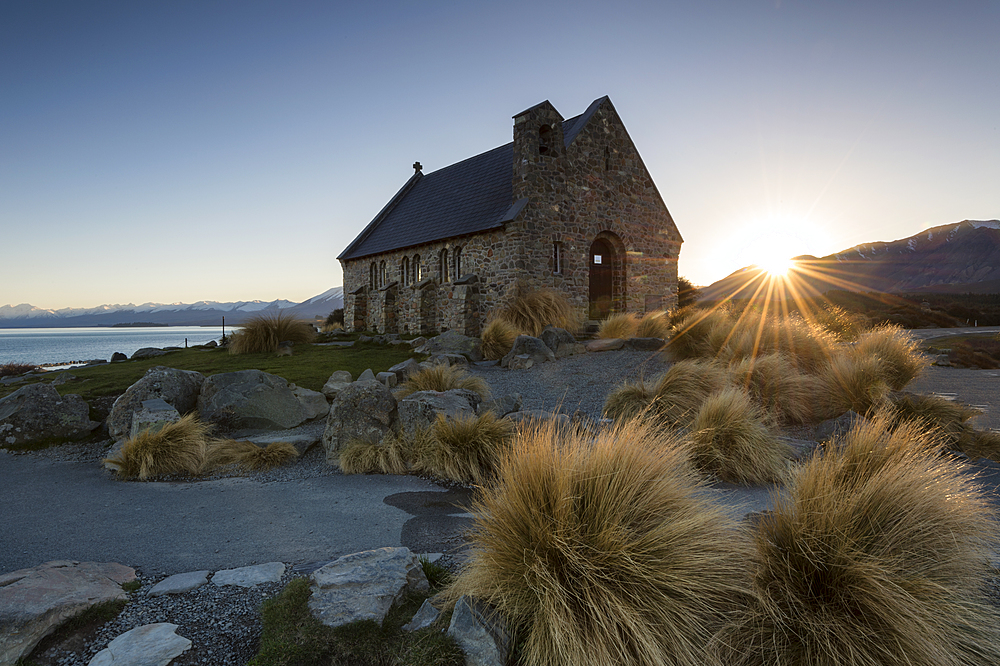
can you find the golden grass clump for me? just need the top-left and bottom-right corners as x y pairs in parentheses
(714, 412), (1000, 666)
(103, 414), (211, 479)
(228, 311), (316, 355)
(602, 378), (659, 422)
(851, 324), (927, 390)
(887, 392), (1000, 462)
(413, 412), (515, 485)
(604, 359), (729, 427)
(238, 441), (299, 470)
(813, 304), (869, 341)
(396, 363), (491, 401)
(664, 307), (735, 360)
(818, 351), (890, 417)
(480, 318), (520, 360)
(597, 312), (639, 339)
(724, 313), (838, 373)
(338, 433), (412, 475)
(447, 418), (751, 666)
(686, 387), (792, 484)
(496, 283), (580, 337)
(635, 310), (670, 338)
(728, 353), (823, 424)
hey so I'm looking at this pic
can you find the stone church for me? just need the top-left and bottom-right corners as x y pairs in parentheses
(338, 96), (683, 335)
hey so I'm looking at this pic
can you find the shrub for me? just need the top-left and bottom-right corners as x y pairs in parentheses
(447, 418), (750, 666)
(813, 304), (869, 341)
(104, 414), (211, 479)
(725, 312), (838, 373)
(396, 364), (491, 401)
(851, 324), (926, 390)
(413, 412), (515, 485)
(818, 352), (890, 417)
(728, 353), (822, 424)
(635, 310), (670, 339)
(238, 442), (299, 470)
(481, 318), (520, 360)
(597, 312), (638, 339)
(664, 307), (734, 361)
(603, 377), (659, 421)
(676, 276), (701, 308)
(604, 359), (728, 428)
(0, 362), (38, 378)
(326, 308), (345, 326)
(686, 387), (791, 484)
(339, 434), (411, 475)
(496, 283), (580, 336)
(888, 393), (1000, 462)
(229, 311), (316, 355)
(714, 413), (1000, 665)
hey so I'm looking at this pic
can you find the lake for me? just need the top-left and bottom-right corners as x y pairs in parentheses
(0, 326), (228, 367)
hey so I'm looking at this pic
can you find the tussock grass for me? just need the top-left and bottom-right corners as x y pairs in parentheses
(665, 307), (735, 360)
(1, 362), (38, 378)
(819, 352), (890, 417)
(851, 324), (927, 390)
(888, 393), (1000, 462)
(480, 318), (520, 360)
(597, 312), (638, 339)
(229, 311), (316, 355)
(413, 412), (515, 485)
(814, 304), (869, 341)
(447, 418), (751, 666)
(496, 283), (580, 336)
(604, 359), (729, 427)
(603, 378), (659, 421)
(396, 364), (491, 401)
(238, 441), (299, 470)
(728, 353), (823, 424)
(714, 413), (1000, 666)
(686, 387), (792, 484)
(104, 413), (212, 479)
(636, 310), (670, 338)
(339, 434), (411, 475)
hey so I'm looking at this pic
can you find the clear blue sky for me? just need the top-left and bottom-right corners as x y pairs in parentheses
(2, 0), (997, 309)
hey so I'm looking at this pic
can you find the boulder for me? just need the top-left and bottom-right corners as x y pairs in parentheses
(128, 398), (181, 440)
(398, 389), (480, 436)
(0, 384), (99, 447)
(211, 562), (285, 588)
(625, 337), (665, 351)
(387, 358), (422, 382)
(505, 410), (571, 427)
(130, 348), (169, 360)
(246, 432), (320, 456)
(110, 352), (128, 362)
(555, 342), (587, 358)
(447, 596), (511, 666)
(376, 372), (398, 388)
(501, 336), (555, 368)
(107, 367), (205, 441)
(0, 561), (136, 665)
(506, 355), (534, 370)
(308, 548), (428, 629)
(408, 337), (428, 349)
(417, 330), (484, 362)
(485, 393), (523, 417)
(402, 598), (440, 632)
(50, 372), (75, 386)
(147, 571), (209, 597)
(585, 338), (625, 352)
(198, 370), (309, 430)
(290, 386), (330, 420)
(539, 325), (576, 354)
(203, 340), (218, 348)
(322, 380), (398, 461)
(88, 623), (191, 666)
(429, 353), (469, 368)
(321, 370), (353, 401)
(358, 368), (377, 382)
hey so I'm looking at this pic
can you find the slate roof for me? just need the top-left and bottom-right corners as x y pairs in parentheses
(338, 97), (608, 261)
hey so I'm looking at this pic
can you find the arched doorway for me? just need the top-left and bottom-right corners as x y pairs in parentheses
(589, 237), (617, 319)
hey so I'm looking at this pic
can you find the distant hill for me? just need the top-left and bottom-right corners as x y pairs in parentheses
(700, 220), (1000, 302)
(0, 287), (344, 328)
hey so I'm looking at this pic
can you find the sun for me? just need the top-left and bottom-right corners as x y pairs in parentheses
(759, 254), (795, 278)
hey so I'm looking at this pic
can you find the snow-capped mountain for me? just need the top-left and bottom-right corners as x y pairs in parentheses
(0, 287), (344, 328)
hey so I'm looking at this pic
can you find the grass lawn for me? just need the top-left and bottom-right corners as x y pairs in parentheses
(0, 341), (422, 403)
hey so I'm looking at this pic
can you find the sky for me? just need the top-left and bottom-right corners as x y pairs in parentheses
(2, 1), (998, 309)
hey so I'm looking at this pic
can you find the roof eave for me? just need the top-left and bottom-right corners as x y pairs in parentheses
(337, 171), (423, 261)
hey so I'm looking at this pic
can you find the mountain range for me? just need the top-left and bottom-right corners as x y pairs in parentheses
(0, 287), (344, 328)
(699, 219), (1000, 302)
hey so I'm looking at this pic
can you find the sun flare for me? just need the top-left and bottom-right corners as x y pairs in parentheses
(760, 255), (794, 278)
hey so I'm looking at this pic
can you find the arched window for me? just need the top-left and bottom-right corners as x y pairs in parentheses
(379, 261), (386, 288)
(401, 257), (409, 287)
(439, 249), (449, 283)
(539, 124), (553, 156)
(453, 246), (462, 281)
(369, 262), (376, 290)
(413, 254), (421, 283)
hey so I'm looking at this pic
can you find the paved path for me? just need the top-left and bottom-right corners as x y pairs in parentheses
(0, 453), (473, 577)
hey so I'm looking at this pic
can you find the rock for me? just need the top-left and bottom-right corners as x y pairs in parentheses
(388, 358), (422, 382)
(198, 370), (308, 430)
(322, 380), (398, 461)
(501, 335), (555, 368)
(321, 370), (354, 401)
(408, 337), (427, 348)
(398, 389), (480, 436)
(246, 432), (320, 456)
(211, 562), (285, 588)
(203, 340), (218, 348)
(148, 571), (210, 597)
(539, 325), (576, 353)
(358, 368), (377, 382)
(485, 393), (522, 417)
(402, 598), (440, 632)
(625, 337), (665, 351)
(505, 410), (571, 427)
(418, 330), (484, 362)
(506, 355), (534, 370)
(88, 623), (191, 666)
(429, 353), (469, 368)
(357, 334), (374, 343)
(376, 371), (398, 388)
(110, 352), (128, 362)
(933, 354), (952, 366)
(813, 410), (863, 442)
(130, 348), (169, 360)
(291, 386), (330, 420)
(308, 548), (428, 629)
(555, 342), (587, 358)
(0, 384), (99, 447)
(0, 560), (136, 665)
(106, 367), (205, 441)
(128, 398), (181, 440)
(585, 338), (625, 352)
(50, 373), (75, 386)
(447, 596), (511, 666)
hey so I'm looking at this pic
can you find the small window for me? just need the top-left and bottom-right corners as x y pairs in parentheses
(553, 241), (562, 274)
(413, 254), (421, 282)
(453, 246), (462, 281)
(439, 249), (449, 283)
(604, 145), (611, 171)
(401, 257), (409, 286)
(369, 262), (376, 290)
(539, 124), (553, 156)
(379, 261), (386, 288)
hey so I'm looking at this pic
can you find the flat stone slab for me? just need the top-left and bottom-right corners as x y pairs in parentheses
(88, 622), (191, 666)
(0, 560), (136, 665)
(211, 562), (285, 588)
(148, 570), (210, 597)
(585, 338), (625, 352)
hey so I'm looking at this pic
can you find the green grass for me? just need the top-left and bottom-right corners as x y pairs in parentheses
(250, 577), (463, 666)
(20, 598), (128, 664)
(0, 341), (420, 403)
